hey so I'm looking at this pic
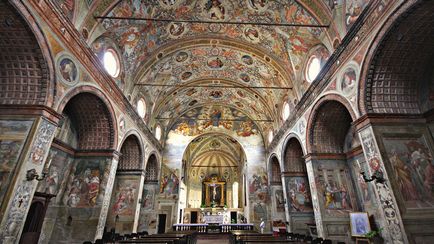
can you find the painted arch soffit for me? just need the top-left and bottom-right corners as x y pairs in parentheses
(100, 0), (327, 78)
(168, 104), (266, 140)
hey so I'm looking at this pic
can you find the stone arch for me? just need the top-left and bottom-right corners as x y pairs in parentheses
(0, 1), (55, 107)
(118, 134), (143, 171)
(58, 85), (118, 150)
(306, 95), (356, 154)
(60, 91), (116, 150)
(359, 0), (434, 115)
(269, 154), (281, 185)
(282, 135), (306, 173)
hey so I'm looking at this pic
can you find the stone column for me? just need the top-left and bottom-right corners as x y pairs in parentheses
(304, 157), (325, 238)
(95, 153), (119, 240)
(0, 117), (58, 244)
(357, 125), (408, 244)
(281, 173), (292, 232)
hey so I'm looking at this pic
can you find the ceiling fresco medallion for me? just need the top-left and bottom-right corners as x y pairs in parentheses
(241, 54), (254, 66)
(175, 51), (190, 63)
(168, 22), (187, 38)
(203, 0), (229, 21)
(243, 27), (260, 43)
(339, 66), (357, 96)
(209, 90), (223, 99)
(181, 71), (193, 80)
(57, 55), (79, 85)
(239, 73), (251, 83)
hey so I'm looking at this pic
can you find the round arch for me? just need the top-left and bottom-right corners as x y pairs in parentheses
(281, 134), (306, 173)
(306, 94), (356, 154)
(58, 86), (117, 150)
(0, 1), (56, 107)
(118, 134), (143, 171)
(358, 1), (434, 115)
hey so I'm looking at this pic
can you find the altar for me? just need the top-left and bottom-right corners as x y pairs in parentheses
(203, 214), (224, 224)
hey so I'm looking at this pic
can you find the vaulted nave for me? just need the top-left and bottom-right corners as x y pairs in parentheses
(0, 0), (433, 243)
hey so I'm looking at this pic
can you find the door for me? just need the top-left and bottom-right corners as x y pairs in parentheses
(19, 192), (55, 244)
(191, 211), (198, 224)
(157, 214), (167, 234)
(230, 211), (237, 224)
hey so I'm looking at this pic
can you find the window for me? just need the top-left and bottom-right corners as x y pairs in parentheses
(137, 99), (146, 119)
(306, 56), (321, 82)
(103, 49), (120, 77)
(268, 131), (274, 143)
(282, 102), (290, 120)
(155, 125), (162, 140)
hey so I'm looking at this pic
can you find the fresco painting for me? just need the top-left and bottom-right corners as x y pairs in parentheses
(249, 166), (269, 203)
(286, 177), (313, 212)
(142, 183), (158, 210)
(275, 189), (285, 212)
(63, 158), (107, 208)
(383, 136), (434, 208)
(172, 105), (259, 137)
(345, 0), (370, 29)
(58, 58), (78, 83)
(159, 164), (180, 198)
(314, 161), (356, 216)
(0, 120), (33, 207)
(340, 67), (357, 95)
(36, 148), (74, 198)
(111, 178), (139, 217)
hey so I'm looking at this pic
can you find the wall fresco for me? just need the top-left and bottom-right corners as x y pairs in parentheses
(383, 136), (434, 209)
(286, 176), (313, 212)
(0, 120), (33, 214)
(36, 147), (74, 200)
(62, 158), (108, 208)
(314, 160), (357, 216)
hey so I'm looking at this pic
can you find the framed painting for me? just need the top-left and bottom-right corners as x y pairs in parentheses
(350, 212), (371, 237)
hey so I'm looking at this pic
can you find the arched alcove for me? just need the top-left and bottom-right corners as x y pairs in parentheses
(0, 1), (52, 106)
(306, 99), (359, 241)
(282, 137), (314, 234)
(358, 1), (434, 241)
(118, 135), (143, 171)
(269, 156), (281, 185)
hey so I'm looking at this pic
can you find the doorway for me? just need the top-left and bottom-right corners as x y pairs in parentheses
(158, 214), (167, 234)
(19, 193), (55, 244)
(191, 211), (198, 224)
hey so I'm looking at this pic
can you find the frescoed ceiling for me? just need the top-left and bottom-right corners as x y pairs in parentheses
(77, 0), (366, 142)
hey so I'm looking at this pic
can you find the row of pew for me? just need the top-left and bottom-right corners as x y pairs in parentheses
(83, 230), (196, 244)
(230, 230), (339, 244)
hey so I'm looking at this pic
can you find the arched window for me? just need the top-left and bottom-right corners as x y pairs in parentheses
(306, 55), (321, 83)
(268, 130), (274, 143)
(282, 102), (290, 120)
(137, 99), (146, 119)
(103, 49), (120, 78)
(155, 125), (162, 141)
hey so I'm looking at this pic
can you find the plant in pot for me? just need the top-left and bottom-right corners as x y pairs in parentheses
(364, 227), (384, 243)
(200, 204), (206, 211)
(223, 204), (228, 211)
